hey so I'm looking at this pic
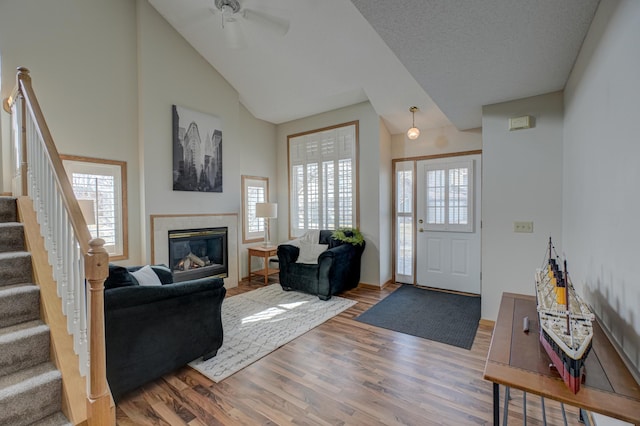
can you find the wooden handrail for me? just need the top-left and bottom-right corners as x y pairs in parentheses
(6, 68), (114, 425)
(14, 68), (93, 252)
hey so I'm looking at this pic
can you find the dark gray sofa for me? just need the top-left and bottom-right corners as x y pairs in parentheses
(277, 230), (365, 300)
(104, 264), (225, 400)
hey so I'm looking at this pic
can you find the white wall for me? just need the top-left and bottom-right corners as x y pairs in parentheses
(0, 0), (142, 262)
(137, 0), (278, 275)
(0, 0), (278, 270)
(276, 101), (385, 286)
(481, 92), (564, 321)
(378, 119), (392, 285)
(563, 0), (640, 377)
(391, 124), (482, 159)
(238, 104), (278, 279)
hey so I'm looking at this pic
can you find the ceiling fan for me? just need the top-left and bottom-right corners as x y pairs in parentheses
(210, 0), (290, 48)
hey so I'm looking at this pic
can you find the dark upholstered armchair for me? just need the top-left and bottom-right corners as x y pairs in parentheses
(104, 264), (225, 400)
(277, 230), (365, 300)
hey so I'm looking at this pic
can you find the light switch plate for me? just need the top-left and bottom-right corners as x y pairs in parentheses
(514, 221), (533, 233)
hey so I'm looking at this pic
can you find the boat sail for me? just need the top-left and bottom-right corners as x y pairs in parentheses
(534, 237), (594, 393)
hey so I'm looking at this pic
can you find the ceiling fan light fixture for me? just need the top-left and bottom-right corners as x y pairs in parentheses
(215, 0), (240, 14)
(210, 0), (290, 47)
(222, 5), (236, 19)
(216, 0), (240, 27)
(407, 106), (420, 140)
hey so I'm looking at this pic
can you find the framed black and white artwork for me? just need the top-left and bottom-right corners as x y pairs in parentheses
(172, 104), (223, 192)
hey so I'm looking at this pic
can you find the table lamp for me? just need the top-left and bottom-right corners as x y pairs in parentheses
(255, 202), (277, 247)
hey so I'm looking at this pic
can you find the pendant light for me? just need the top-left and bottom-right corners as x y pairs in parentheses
(407, 106), (420, 140)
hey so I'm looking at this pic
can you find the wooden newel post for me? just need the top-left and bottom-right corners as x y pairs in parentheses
(84, 238), (115, 425)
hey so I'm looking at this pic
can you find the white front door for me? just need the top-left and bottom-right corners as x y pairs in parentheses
(416, 155), (481, 294)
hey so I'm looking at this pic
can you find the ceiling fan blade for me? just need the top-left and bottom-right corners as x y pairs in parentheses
(242, 8), (290, 37)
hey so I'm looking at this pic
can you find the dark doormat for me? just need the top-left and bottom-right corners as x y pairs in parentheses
(356, 284), (481, 349)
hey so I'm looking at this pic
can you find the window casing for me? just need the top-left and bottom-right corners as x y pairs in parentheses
(288, 122), (358, 238)
(242, 175), (268, 243)
(61, 155), (128, 260)
(424, 160), (473, 232)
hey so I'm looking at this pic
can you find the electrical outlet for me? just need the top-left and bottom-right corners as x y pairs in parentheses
(514, 221), (533, 233)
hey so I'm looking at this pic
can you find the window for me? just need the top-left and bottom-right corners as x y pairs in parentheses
(395, 161), (414, 282)
(425, 160), (473, 232)
(288, 122), (358, 237)
(61, 155), (128, 260)
(242, 175), (268, 243)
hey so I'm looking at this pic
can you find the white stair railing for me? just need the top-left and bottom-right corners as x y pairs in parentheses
(25, 112), (89, 374)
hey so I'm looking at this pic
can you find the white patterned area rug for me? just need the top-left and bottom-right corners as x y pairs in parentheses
(189, 284), (356, 382)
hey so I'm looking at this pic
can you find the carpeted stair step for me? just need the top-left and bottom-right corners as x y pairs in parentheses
(31, 412), (72, 426)
(0, 362), (62, 426)
(0, 251), (33, 287)
(0, 222), (26, 253)
(0, 284), (40, 328)
(0, 196), (17, 223)
(0, 320), (50, 377)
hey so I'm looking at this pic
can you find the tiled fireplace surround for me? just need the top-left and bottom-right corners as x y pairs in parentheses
(150, 214), (239, 288)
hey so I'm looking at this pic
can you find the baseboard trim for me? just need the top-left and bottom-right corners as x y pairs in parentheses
(358, 279), (394, 290)
(479, 318), (495, 328)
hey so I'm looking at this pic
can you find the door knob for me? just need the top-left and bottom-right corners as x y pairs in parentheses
(418, 219), (424, 224)
(419, 228), (424, 232)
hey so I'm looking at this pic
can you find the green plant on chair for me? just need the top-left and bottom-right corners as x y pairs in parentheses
(331, 228), (364, 246)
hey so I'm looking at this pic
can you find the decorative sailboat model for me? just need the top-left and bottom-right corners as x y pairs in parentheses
(534, 237), (595, 393)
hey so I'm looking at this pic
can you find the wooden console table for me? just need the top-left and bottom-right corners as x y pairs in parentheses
(484, 292), (640, 425)
(247, 246), (279, 285)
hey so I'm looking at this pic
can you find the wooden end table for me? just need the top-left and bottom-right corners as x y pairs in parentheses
(484, 292), (640, 425)
(248, 245), (279, 285)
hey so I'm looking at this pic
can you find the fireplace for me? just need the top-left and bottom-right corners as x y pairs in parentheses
(168, 227), (228, 282)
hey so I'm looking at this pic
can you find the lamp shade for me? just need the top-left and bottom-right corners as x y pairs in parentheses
(407, 127), (420, 140)
(255, 202), (277, 218)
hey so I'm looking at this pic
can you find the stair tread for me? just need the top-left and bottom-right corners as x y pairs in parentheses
(0, 319), (47, 339)
(0, 283), (40, 328)
(0, 221), (23, 228)
(0, 197), (17, 223)
(0, 320), (50, 379)
(0, 251), (33, 287)
(0, 222), (25, 253)
(0, 283), (38, 294)
(0, 362), (60, 397)
(0, 250), (30, 259)
(31, 412), (71, 426)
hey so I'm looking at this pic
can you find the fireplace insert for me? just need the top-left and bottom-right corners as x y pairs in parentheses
(168, 227), (228, 282)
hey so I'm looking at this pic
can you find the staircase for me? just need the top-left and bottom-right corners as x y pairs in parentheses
(0, 197), (71, 426)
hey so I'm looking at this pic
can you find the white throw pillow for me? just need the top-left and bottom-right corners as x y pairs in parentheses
(286, 238), (301, 247)
(130, 265), (162, 286)
(296, 242), (328, 264)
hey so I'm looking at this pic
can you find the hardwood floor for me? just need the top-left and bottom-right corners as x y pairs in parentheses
(115, 282), (583, 425)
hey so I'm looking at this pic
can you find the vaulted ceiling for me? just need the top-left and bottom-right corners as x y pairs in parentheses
(149, 0), (600, 133)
